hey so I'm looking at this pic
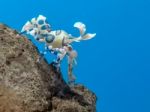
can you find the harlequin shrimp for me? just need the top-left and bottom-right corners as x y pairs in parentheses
(20, 15), (96, 85)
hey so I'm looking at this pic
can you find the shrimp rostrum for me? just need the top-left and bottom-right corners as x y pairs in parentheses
(21, 15), (96, 85)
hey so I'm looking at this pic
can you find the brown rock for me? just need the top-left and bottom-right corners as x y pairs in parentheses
(0, 23), (97, 112)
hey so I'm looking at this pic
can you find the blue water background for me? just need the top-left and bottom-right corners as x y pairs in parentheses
(0, 0), (150, 112)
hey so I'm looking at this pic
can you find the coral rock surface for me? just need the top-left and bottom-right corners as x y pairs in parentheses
(0, 24), (97, 112)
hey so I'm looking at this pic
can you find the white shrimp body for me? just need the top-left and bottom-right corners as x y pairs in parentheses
(21, 15), (96, 85)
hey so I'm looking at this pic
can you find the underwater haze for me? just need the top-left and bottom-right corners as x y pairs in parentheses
(0, 0), (150, 112)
